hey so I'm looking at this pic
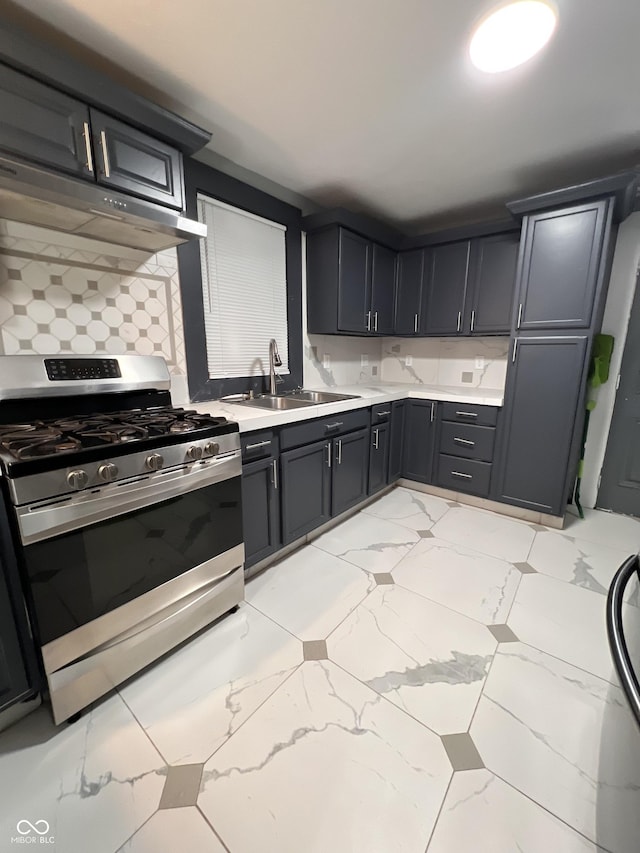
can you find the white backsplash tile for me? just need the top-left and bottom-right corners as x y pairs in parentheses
(304, 334), (382, 387)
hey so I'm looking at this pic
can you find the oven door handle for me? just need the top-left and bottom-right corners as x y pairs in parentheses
(17, 452), (241, 546)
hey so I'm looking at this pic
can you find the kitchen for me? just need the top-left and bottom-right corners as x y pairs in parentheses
(0, 1), (640, 852)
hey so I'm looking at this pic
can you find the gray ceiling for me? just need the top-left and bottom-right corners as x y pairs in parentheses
(8, 0), (640, 231)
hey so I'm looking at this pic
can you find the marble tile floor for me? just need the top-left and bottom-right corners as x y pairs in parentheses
(1, 487), (640, 853)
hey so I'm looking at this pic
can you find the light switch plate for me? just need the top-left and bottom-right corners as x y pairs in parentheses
(322, 353), (331, 369)
(475, 356), (485, 369)
(405, 355), (413, 367)
(361, 354), (369, 367)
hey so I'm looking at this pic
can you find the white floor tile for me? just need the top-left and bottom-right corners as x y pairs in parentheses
(119, 604), (301, 764)
(563, 508), (640, 553)
(0, 694), (165, 853)
(431, 506), (535, 563)
(313, 512), (420, 572)
(361, 487), (450, 531)
(246, 544), (374, 640)
(119, 808), (225, 852)
(199, 661), (452, 853)
(471, 643), (640, 853)
(393, 537), (521, 624)
(429, 769), (603, 853)
(328, 585), (496, 734)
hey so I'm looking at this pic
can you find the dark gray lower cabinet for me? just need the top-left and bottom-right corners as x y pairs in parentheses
(495, 335), (589, 515)
(281, 440), (331, 544)
(332, 428), (369, 514)
(388, 400), (406, 482)
(242, 456), (280, 568)
(369, 423), (389, 495)
(0, 562), (31, 713)
(402, 400), (437, 483)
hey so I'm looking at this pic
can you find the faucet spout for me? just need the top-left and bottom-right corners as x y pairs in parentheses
(269, 338), (282, 396)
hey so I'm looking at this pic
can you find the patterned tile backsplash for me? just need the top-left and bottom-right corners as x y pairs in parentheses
(0, 220), (189, 403)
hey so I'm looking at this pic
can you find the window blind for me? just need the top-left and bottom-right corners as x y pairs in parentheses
(197, 194), (289, 380)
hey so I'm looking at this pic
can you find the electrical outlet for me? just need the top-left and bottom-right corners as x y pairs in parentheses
(405, 355), (413, 367)
(361, 354), (369, 368)
(475, 356), (485, 369)
(322, 353), (331, 369)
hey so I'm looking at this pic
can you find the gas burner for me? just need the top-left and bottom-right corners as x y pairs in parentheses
(78, 425), (150, 445)
(0, 427), (82, 459)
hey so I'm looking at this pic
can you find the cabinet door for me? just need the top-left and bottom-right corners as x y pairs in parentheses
(0, 64), (90, 179)
(370, 244), (396, 334)
(424, 241), (471, 335)
(467, 233), (519, 335)
(395, 250), (425, 334)
(90, 109), (184, 209)
(495, 336), (589, 516)
(388, 400), (406, 483)
(281, 440), (331, 543)
(515, 201), (611, 331)
(337, 228), (371, 333)
(402, 400), (437, 483)
(0, 561), (30, 713)
(368, 423), (390, 495)
(242, 457), (280, 568)
(332, 428), (369, 515)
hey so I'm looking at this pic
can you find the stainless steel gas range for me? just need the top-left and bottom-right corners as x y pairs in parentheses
(0, 355), (244, 724)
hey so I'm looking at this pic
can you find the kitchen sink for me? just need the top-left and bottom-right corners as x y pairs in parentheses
(235, 395), (316, 410)
(285, 390), (361, 403)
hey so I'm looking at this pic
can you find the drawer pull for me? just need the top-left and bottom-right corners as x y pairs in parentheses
(325, 422), (344, 431)
(326, 443), (332, 468)
(373, 428), (379, 450)
(245, 440), (271, 451)
(337, 438), (342, 465)
(376, 410), (390, 417)
(451, 471), (473, 479)
(271, 459), (278, 490)
(430, 402), (435, 423)
(454, 437), (475, 446)
(455, 411), (478, 418)
(82, 122), (94, 174)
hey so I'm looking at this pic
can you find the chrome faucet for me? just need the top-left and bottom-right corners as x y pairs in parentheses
(269, 338), (282, 395)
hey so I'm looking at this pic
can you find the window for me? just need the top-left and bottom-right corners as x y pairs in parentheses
(197, 194), (289, 380)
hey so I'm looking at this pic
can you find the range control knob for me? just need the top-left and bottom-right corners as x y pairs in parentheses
(67, 469), (88, 490)
(205, 442), (220, 456)
(145, 453), (164, 472)
(98, 462), (119, 483)
(186, 445), (203, 461)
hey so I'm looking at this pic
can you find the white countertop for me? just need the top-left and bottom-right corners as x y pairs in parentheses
(192, 383), (504, 433)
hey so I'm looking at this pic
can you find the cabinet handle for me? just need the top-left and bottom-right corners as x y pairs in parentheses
(366, 311), (371, 332)
(82, 121), (94, 174)
(271, 458), (278, 490)
(455, 411), (478, 418)
(454, 437), (475, 446)
(337, 438), (342, 465)
(512, 338), (518, 363)
(451, 470), (473, 479)
(376, 410), (390, 417)
(100, 130), (111, 178)
(457, 311), (462, 332)
(373, 428), (379, 450)
(325, 421), (343, 431)
(430, 402), (435, 423)
(517, 303), (523, 329)
(470, 310), (475, 332)
(414, 313), (419, 333)
(245, 440), (271, 451)
(374, 311), (378, 332)
(326, 442), (332, 468)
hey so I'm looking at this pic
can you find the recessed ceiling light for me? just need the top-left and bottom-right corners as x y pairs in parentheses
(470, 1), (557, 73)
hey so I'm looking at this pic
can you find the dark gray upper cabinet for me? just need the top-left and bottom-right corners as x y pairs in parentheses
(395, 250), (425, 334)
(0, 63), (91, 178)
(424, 241), (471, 335)
(388, 400), (406, 482)
(242, 456), (280, 568)
(369, 422), (390, 495)
(306, 226), (395, 335)
(402, 399), (437, 483)
(494, 335), (589, 515)
(0, 560), (31, 713)
(467, 233), (519, 335)
(332, 428), (369, 515)
(90, 109), (184, 210)
(514, 200), (613, 331)
(281, 439), (331, 544)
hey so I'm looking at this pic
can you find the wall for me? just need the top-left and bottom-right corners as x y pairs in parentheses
(0, 220), (190, 404)
(581, 212), (640, 509)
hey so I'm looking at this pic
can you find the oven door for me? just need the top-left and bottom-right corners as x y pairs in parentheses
(16, 454), (244, 721)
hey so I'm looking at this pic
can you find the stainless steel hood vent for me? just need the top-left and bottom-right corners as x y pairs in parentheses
(0, 154), (206, 252)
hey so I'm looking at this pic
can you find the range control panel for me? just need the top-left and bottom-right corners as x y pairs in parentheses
(44, 358), (122, 381)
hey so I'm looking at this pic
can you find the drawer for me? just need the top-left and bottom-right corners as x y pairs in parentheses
(241, 430), (276, 462)
(436, 454), (492, 497)
(439, 422), (496, 462)
(440, 402), (498, 427)
(371, 403), (392, 424)
(280, 408), (370, 450)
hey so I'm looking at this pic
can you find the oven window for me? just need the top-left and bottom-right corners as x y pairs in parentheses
(23, 477), (242, 646)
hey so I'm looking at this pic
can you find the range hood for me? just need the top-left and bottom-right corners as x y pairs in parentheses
(0, 154), (206, 252)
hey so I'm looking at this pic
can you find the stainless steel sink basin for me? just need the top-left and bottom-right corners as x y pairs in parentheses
(285, 390), (361, 403)
(235, 395), (316, 411)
